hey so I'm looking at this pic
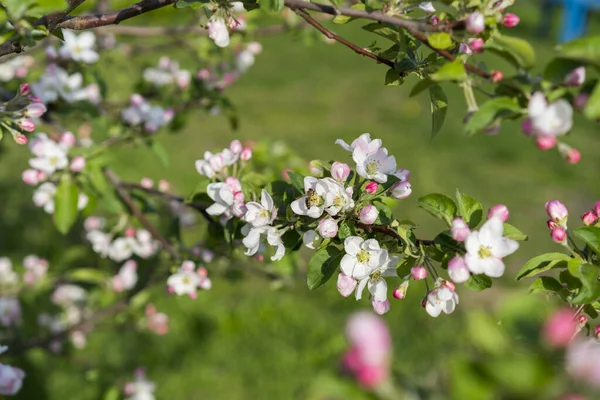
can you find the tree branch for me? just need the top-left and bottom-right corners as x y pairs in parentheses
(104, 168), (181, 260)
(357, 222), (434, 246)
(292, 8), (394, 69)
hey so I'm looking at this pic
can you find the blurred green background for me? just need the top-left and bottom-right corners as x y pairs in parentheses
(2, 0), (600, 399)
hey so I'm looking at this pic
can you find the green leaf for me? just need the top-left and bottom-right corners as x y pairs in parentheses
(428, 32), (453, 50)
(287, 171), (305, 193)
(529, 276), (567, 297)
(465, 97), (521, 136)
(333, 3), (365, 24)
(307, 246), (344, 290)
(583, 82), (600, 120)
(417, 193), (457, 226)
(465, 274), (492, 291)
(362, 23), (400, 43)
(574, 226), (600, 256)
(516, 253), (572, 280)
(150, 141), (170, 167)
(503, 223), (528, 241)
(454, 189), (483, 228)
(384, 68), (404, 86)
(431, 60), (467, 82)
(429, 85), (448, 137)
(556, 36), (600, 67)
(485, 34), (536, 69)
(543, 58), (583, 84)
(338, 220), (355, 240)
(54, 175), (79, 235)
(567, 260), (600, 304)
(409, 78), (436, 97)
(66, 268), (108, 284)
(102, 386), (120, 400)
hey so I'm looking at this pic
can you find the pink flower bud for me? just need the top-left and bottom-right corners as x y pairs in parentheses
(577, 315), (587, 326)
(125, 228), (136, 237)
(582, 211), (597, 226)
(225, 176), (242, 193)
(331, 162), (350, 182)
(240, 147), (252, 161)
(448, 256), (471, 283)
(459, 42), (473, 55)
(411, 266), (428, 280)
(140, 178), (153, 189)
(197, 69), (211, 80)
(371, 298), (390, 315)
(551, 227), (567, 244)
(546, 200), (568, 229)
(565, 148), (581, 165)
(359, 205), (379, 225)
(430, 15), (439, 25)
(390, 181), (412, 199)
(536, 136), (557, 150)
(468, 38), (485, 53)
(594, 201), (600, 217)
(491, 71), (504, 83)
(19, 83), (30, 96)
(595, 325), (600, 339)
(247, 42), (263, 55)
(521, 118), (534, 136)
(564, 67), (586, 87)
(451, 217), (470, 241)
(60, 131), (76, 148)
(22, 169), (39, 185)
(365, 181), (378, 194)
(130, 94), (144, 106)
(229, 139), (242, 154)
(547, 219), (559, 230)
(543, 308), (577, 348)
(573, 93), (589, 112)
(158, 179), (170, 192)
(442, 280), (456, 291)
(14, 134), (27, 145)
(502, 13), (520, 27)
(394, 168), (410, 181)
(317, 217), (338, 238)
(337, 273), (357, 297)
(393, 281), (409, 299)
(18, 118), (35, 132)
(24, 102), (47, 118)
(466, 11), (485, 34)
(488, 204), (509, 222)
(69, 156), (86, 173)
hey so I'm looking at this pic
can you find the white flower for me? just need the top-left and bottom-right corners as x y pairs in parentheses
(33, 182), (57, 213)
(418, 2), (435, 12)
(205, 182), (235, 218)
(86, 230), (111, 256)
(112, 260), (138, 292)
(302, 230), (321, 249)
(528, 92), (573, 137)
(108, 237), (137, 262)
(241, 225), (285, 261)
(208, 17), (230, 48)
(337, 272), (357, 297)
(323, 178), (354, 215)
(0, 361), (25, 396)
(133, 230), (159, 258)
(244, 189), (276, 227)
(354, 146), (397, 183)
(236, 50), (255, 73)
(464, 217), (519, 278)
(291, 177), (329, 218)
(59, 30), (99, 64)
(167, 261), (200, 297)
(355, 256), (398, 303)
(425, 285), (459, 317)
(0, 55), (33, 82)
(266, 227), (285, 261)
(0, 258), (18, 287)
(52, 284), (87, 306)
(31, 64), (94, 104)
(340, 236), (389, 280)
(195, 151), (227, 178)
(0, 298), (20, 327)
(242, 225), (265, 256)
(317, 217), (338, 238)
(124, 369), (156, 400)
(335, 133), (382, 155)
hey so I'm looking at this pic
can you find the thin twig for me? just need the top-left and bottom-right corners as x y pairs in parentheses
(293, 9), (394, 68)
(357, 222), (433, 246)
(104, 168), (180, 260)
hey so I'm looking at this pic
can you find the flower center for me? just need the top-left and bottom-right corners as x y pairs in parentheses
(356, 249), (370, 264)
(306, 188), (323, 208)
(182, 276), (191, 285)
(370, 271), (382, 281)
(258, 209), (269, 219)
(49, 155), (58, 166)
(333, 194), (345, 207)
(366, 160), (380, 176)
(478, 245), (493, 258)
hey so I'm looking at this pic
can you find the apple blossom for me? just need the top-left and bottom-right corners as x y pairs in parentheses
(86, 230), (111, 256)
(425, 284), (459, 317)
(528, 92), (573, 137)
(240, 147), (252, 161)
(365, 181), (378, 194)
(23, 255), (48, 285)
(582, 211), (597, 226)
(331, 162), (350, 182)
(317, 218), (338, 239)
(302, 230), (321, 249)
(451, 217), (470, 241)
(0, 358), (25, 396)
(124, 368), (156, 400)
(390, 181), (412, 199)
(323, 178), (354, 215)
(448, 256), (470, 283)
(551, 227), (567, 245)
(564, 67), (585, 87)
(167, 261), (201, 298)
(371, 299), (391, 315)
(466, 12), (485, 34)
(52, 284), (87, 306)
(33, 182), (57, 213)
(0, 55), (33, 81)
(337, 272), (357, 297)
(459, 42), (473, 55)
(354, 146), (396, 183)
(245, 189), (276, 227)
(464, 217), (519, 278)
(502, 13), (520, 27)
(70, 156), (86, 172)
(108, 237), (137, 262)
(566, 339), (600, 388)
(536, 136), (557, 150)
(59, 30), (99, 63)
(543, 309), (578, 348)
(468, 37), (485, 53)
(0, 298), (21, 327)
(491, 71), (504, 83)
(207, 17), (230, 48)
(146, 304), (169, 336)
(488, 204), (509, 222)
(558, 143), (581, 164)
(355, 255), (397, 305)
(340, 236), (389, 280)
(21, 169), (39, 185)
(112, 260), (138, 292)
(411, 266), (427, 280)
(29, 140), (68, 175)
(359, 205), (379, 225)
(546, 200), (568, 229)
(291, 177), (329, 218)
(393, 280), (409, 299)
(335, 133), (381, 155)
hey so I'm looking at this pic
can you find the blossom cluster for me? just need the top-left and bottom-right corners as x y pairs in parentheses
(124, 368), (156, 400)
(31, 64), (100, 105)
(0, 55), (33, 82)
(0, 346), (25, 396)
(85, 218), (160, 263)
(166, 260), (212, 298)
(121, 94), (174, 133)
(205, 2), (247, 48)
(143, 57), (191, 89)
(0, 83), (47, 143)
(46, 30), (100, 64)
(21, 133), (89, 213)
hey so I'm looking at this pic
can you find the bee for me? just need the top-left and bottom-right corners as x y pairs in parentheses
(306, 188), (320, 208)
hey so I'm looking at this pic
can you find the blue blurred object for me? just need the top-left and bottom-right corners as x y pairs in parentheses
(544, 0), (600, 42)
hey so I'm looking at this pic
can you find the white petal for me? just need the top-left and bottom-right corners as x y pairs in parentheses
(206, 202), (227, 216)
(442, 299), (456, 314)
(291, 198), (308, 215)
(340, 255), (356, 276)
(80, 50), (99, 64)
(77, 31), (96, 48)
(355, 278), (368, 300)
(479, 217), (503, 245)
(464, 231), (481, 255)
(426, 301), (442, 317)
(480, 257), (506, 278)
(465, 252), (484, 274)
(261, 189), (274, 211)
(493, 237), (519, 258)
(529, 92), (548, 118)
(368, 278), (388, 302)
(344, 236), (363, 255)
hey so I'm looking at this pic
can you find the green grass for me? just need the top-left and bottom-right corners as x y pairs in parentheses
(2, 1), (600, 399)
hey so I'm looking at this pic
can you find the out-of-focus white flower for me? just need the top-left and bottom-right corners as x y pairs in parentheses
(23, 255), (48, 285)
(124, 368), (156, 400)
(0, 354), (25, 396)
(52, 284), (87, 307)
(0, 55), (33, 81)
(108, 237), (137, 262)
(33, 182), (57, 213)
(0, 298), (21, 327)
(528, 92), (573, 137)
(59, 30), (99, 64)
(0, 258), (18, 288)
(112, 260), (138, 292)
(208, 17), (230, 48)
